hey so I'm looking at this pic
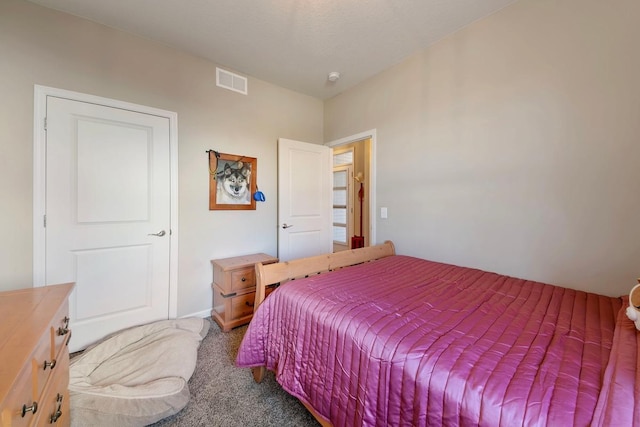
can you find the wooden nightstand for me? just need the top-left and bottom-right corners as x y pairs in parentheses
(211, 253), (278, 331)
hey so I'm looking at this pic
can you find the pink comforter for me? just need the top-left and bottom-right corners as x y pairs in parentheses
(236, 255), (635, 426)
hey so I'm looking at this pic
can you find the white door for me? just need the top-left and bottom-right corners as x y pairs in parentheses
(278, 138), (332, 261)
(45, 96), (172, 351)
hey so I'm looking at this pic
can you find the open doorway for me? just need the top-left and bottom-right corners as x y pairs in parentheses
(330, 137), (372, 252)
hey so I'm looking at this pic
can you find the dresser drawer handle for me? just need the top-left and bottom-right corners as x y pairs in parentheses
(43, 359), (57, 370)
(57, 316), (70, 336)
(241, 277), (246, 282)
(49, 393), (63, 423)
(245, 301), (253, 307)
(21, 401), (38, 417)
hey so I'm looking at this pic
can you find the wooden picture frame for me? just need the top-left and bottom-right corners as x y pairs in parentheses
(209, 152), (257, 210)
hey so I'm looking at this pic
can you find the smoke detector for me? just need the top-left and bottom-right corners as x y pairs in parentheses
(328, 71), (341, 82)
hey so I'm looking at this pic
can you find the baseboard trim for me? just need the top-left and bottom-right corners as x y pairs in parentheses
(180, 309), (211, 319)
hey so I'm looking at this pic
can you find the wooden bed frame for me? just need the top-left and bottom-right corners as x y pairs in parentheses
(253, 240), (396, 311)
(250, 241), (396, 425)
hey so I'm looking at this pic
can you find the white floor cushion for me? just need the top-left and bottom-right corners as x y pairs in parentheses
(69, 318), (209, 426)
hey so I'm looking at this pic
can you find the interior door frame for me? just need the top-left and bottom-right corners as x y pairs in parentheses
(32, 85), (179, 319)
(326, 129), (377, 245)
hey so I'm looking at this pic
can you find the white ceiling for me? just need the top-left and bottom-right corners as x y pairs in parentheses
(27, 0), (518, 99)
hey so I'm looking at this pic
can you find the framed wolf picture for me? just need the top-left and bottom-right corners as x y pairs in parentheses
(209, 152), (257, 210)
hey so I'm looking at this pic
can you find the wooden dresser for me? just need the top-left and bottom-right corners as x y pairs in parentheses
(0, 283), (74, 427)
(211, 253), (278, 331)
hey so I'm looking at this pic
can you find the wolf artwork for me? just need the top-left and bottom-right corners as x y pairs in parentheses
(216, 162), (251, 205)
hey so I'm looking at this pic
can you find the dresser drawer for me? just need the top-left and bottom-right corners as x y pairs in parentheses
(32, 301), (71, 406)
(52, 302), (71, 360)
(0, 365), (36, 427)
(37, 351), (69, 427)
(32, 337), (54, 407)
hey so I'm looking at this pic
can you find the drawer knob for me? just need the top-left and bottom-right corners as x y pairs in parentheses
(43, 359), (57, 370)
(241, 277), (246, 282)
(21, 401), (38, 417)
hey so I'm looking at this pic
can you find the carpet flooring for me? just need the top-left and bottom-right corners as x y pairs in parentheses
(150, 319), (320, 427)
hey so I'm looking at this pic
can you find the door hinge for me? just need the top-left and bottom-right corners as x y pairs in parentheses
(44, 117), (47, 131)
(43, 215), (46, 227)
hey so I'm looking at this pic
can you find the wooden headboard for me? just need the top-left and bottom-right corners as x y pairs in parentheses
(254, 240), (396, 310)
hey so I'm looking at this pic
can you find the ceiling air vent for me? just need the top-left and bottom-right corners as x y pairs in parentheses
(216, 67), (248, 95)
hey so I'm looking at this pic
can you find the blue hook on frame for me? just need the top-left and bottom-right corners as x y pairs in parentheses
(253, 186), (266, 202)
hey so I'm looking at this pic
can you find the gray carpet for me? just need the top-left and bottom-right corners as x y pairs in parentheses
(150, 319), (321, 427)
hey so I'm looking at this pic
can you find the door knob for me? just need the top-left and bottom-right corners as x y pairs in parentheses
(282, 223), (293, 229)
(148, 230), (166, 237)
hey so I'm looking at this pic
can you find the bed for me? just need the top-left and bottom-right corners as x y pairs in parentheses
(236, 241), (639, 426)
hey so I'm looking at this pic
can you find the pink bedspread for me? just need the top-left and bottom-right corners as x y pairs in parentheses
(236, 255), (634, 426)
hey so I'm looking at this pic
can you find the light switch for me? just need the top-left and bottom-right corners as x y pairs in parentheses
(380, 207), (388, 219)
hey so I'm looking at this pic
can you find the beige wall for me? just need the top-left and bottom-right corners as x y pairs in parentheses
(325, 0), (640, 297)
(0, 0), (323, 315)
(2, 0), (639, 307)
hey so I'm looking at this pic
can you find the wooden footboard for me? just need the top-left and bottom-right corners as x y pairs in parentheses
(253, 240), (396, 311)
(250, 241), (396, 423)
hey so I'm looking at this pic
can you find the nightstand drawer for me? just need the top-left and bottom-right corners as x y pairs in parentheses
(211, 283), (278, 332)
(230, 292), (256, 320)
(230, 267), (255, 293)
(212, 253), (277, 295)
(212, 286), (254, 331)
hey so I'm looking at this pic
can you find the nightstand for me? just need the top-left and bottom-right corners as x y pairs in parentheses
(211, 253), (278, 331)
